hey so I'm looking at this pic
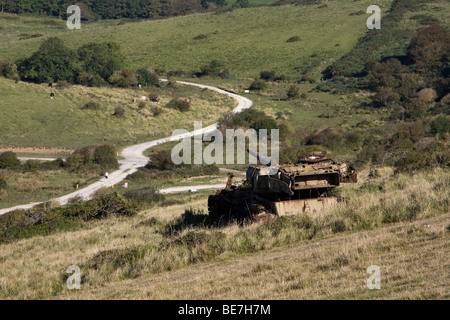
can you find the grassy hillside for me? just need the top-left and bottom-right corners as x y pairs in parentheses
(0, 167), (448, 299)
(0, 0), (394, 78)
(0, 78), (235, 148)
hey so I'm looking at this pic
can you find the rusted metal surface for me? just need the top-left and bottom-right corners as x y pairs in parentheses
(208, 151), (357, 222)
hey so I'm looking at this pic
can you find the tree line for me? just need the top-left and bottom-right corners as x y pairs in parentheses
(0, 37), (161, 88)
(0, 0), (227, 20)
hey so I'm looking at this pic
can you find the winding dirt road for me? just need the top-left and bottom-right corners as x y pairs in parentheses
(0, 80), (252, 216)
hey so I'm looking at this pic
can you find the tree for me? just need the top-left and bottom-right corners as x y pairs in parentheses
(17, 37), (76, 83)
(78, 42), (125, 82)
(136, 68), (159, 87)
(0, 151), (20, 169)
(407, 24), (450, 77)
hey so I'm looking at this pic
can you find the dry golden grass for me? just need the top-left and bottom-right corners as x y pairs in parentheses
(55, 213), (449, 300)
(0, 168), (448, 299)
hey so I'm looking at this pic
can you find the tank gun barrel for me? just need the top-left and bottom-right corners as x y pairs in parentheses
(247, 148), (276, 166)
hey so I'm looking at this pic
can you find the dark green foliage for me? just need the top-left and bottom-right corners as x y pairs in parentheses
(0, 59), (17, 78)
(78, 42), (125, 82)
(165, 98), (190, 112)
(113, 106), (125, 117)
(194, 34), (208, 40)
(17, 38), (124, 86)
(198, 60), (229, 78)
(407, 24), (450, 78)
(286, 36), (301, 43)
(126, 150), (219, 181)
(147, 150), (174, 171)
(82, 101), (102, 110)
(17, 37), (75, 83)
(0, 178), (7, 190)
(2, 0), (226, 20)
(0, 151), (20, 169)
(0, 193), (137, 244)
(286, 85), (300, 99)
(65, 145), (118, 171)
(430, 115), (450, 136)
(323, 0), (429, 79)
(260, 70), (276, 81)
(93, 145), (118, 169)
(77, 72), (108, 87)
(250, 117), (278, 132)
(249, 78), (267, 90)
(109, 69), (137, 87)
(136, 68), (159, 87)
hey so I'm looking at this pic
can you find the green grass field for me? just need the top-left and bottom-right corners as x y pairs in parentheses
(0, 78), (235, 149)
(0, 0), (395, 78)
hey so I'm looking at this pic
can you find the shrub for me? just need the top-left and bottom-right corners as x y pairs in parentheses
(286, 36), (301, 43)
(93, 145), (118, 169)
(166, 98), (190, 112)
(0, 152), (20, 169)
(249, 79), (267, 90)
(199, 60), (229, 78)
(372, 87), (400, 108)
(109, 69), (138, 87)
(138, 101), (146, 109)
(407, 24), (450, 77)
(136, 68), (159, 87)
(430, 115), (450, 136)
(194, 34), (208, 40)
(147, 150), (174, 171)
(287, 85), (300, 99)
(260, 70), (276, 81)
(65, 145), (118, 171)
(0, 178), (6, 189)
(77, 72), (108, 87)
(113, 106), (125, 117)
(150, 106), (164, 116)
(250, 117), (278, 132)
(82, 101), (101, 110)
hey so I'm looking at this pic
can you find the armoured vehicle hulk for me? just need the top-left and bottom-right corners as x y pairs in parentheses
(208, 150), (357, 222)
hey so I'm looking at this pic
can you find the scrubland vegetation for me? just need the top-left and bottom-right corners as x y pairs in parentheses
(0, 0), (448, 300)
(0, 167), (448, 299)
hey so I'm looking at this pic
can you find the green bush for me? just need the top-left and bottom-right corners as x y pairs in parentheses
(287, 85), (300, 99)
(109, 69), (138, 87)
(430, 115), (450, 136)
(82, 101), (102, 110)
(0, 193), (137, 244)
(136, 68), (159, 87)
(65, 145), (118, 171)
(0, 151), (20, 169)
(260, 70), (276, 81)
(0, 178), (7, 190)
(286, 36), (301, 43)
(93, 145), (118, 169)
(249, 79), (267, 90)
(165, 98), (190, 112)
(113, 106), (125, 117)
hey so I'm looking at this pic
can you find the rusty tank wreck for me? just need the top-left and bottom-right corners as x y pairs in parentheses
(208, 150), (357, 222)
